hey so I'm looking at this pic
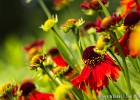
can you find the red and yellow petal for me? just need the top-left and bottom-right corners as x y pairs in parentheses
(52, 55), (68, 67)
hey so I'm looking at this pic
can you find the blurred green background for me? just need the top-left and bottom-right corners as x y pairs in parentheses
(0, 0), (119, 85)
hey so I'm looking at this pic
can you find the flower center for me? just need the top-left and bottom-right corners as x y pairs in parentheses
(82, 46), (104, 66)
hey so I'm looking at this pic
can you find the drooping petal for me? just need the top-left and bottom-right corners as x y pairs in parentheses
(70, 66), (91, 92)
(115, 31), (130, 57)
(52, 55), (68, 67)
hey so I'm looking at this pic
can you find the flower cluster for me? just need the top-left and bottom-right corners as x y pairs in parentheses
(2, 0), (140, 99)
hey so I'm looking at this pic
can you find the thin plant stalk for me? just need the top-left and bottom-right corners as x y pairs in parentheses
(112, 32), (132, 96)
(106, 87), (114, 100)
(40, 63), (59, 86)
(6, 91), (14, 100)
(96, 0), (110, 16)
(37, 0), (81, 72)
(107, 49), (124, 73)
(37, 0), (51, 18)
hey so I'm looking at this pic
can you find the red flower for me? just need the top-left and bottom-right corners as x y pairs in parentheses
(48, 48), (68, 67)
(20, 81), (36, 96)
(115, 12), (140, 58)
(30, 91), (54, 100)
(71, 46), (120, 95)
(120, 0), (140, 18)
(84, 18), (102, 31)
(80, 0), (108, 10)
(24, 39), (45, 52)
(53, 0), (70, 10)
(19, 81), (54, 100)
(48, 48), (78, 80)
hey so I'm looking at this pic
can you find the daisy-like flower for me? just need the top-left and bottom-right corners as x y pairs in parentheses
(41, 15), (58, 32)
(19, 81), (54, 100)
(71, 46), (120, 95)
(53, 0), (71, 10)
(48, 48), (78, 80)
(115, 12), (140, 58)
(120, 0), (140, 18)
(60, 18), (84, 33)
(80, 0), (108, 15)
(0, 82), (17, 99)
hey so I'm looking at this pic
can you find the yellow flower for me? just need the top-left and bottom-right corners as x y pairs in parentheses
(41, 15), (58, 32)
(61, 18), (84, 33)
(0, 82), (16, 98)
(54, 84), (72, 100)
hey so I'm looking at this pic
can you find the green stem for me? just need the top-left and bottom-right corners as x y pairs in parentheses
(51, 28), (81, 72)
(96, 0), (110, 16)
(40, 64), (59, 86)
(72, 28), (83, 55)
(6, 91), (14, 100)
(86, 85), (93, 100)
(37, 0), (81, 72)
(70, 90), (81, 100)
(112, 32), (132, 96)
(128, 56), (140, 72)
(107, 49), (124, 73)
(106, 87), (114, 100)
(37, 0), (51, 18)
(92, 89), (99, 100)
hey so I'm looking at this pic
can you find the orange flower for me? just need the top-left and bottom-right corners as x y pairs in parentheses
(115, 12), (140, 58)
(120, 0), (140, 18)
(129, 31), (140, 57)
(71, 46), (120, 95)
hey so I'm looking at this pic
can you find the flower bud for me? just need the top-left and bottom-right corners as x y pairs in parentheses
(41, 15), (58, 32)
(96, 36), (110, 50)
(31, 54), (43, 66)
(101, 16), (113, 29)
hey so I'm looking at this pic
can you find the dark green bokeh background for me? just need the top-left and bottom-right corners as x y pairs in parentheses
(0, 0), (120, 43)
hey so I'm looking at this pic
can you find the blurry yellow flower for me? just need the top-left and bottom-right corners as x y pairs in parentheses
(0, 82), (16, 98)
(31, 54), (43, 65)
(129, 23), (140, 57)
(54, 84), (72, 100)
(41, 15), (58, 32)
(61, 18), (84, 33)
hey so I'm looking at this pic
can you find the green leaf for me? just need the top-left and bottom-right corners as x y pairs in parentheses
(53, 33), (80, 72)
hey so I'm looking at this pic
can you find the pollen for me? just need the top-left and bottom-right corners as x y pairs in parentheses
(82, 46), (104, 66)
